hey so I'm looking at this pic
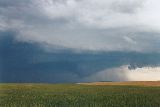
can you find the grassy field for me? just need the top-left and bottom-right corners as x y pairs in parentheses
(0, 83), (160, 107)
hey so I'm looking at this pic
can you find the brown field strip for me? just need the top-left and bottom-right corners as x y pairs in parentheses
(79, 81), (160, 86)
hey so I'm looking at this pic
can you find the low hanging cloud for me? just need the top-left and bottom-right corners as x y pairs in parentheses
(0, 34), (160, 83)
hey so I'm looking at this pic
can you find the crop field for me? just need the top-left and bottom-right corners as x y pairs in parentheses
(0, 83), (160, 107)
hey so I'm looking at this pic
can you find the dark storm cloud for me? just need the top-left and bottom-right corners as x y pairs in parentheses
(0, 33), (160, 83)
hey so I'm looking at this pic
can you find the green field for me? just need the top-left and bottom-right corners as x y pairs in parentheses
(0, 84), (160, 107)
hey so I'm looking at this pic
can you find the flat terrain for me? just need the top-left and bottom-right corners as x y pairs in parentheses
(0, 82), (160, 107)
(80, 81), (160, 86)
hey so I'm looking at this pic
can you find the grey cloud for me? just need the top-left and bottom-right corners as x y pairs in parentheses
(110, 0), (144, 14)
(0, 0), (160, 53)
(1, 0), (160, 83)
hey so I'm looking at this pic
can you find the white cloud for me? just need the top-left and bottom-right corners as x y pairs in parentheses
(84, 65), (160, 82)
(137, 0), (160, 30)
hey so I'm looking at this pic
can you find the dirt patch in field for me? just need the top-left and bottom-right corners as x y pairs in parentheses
(79, 81), (160, 86)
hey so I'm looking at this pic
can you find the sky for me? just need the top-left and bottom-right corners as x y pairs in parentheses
(0, 0), (160, 83)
